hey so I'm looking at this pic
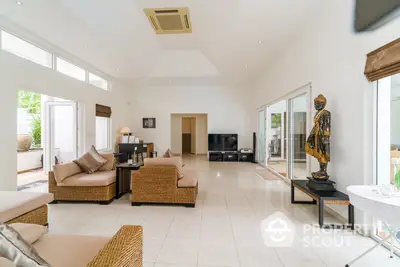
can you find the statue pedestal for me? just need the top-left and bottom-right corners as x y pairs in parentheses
(307, 177), (336, 192)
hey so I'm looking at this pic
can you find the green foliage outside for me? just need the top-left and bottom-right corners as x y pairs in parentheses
(271, 113), (282, 128)
(395, 170), (400, 190)
(17, 90), (42, 148)
(29, 115), (41, 147)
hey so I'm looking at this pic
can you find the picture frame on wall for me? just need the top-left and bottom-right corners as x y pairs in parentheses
(143, 118), (156, 129)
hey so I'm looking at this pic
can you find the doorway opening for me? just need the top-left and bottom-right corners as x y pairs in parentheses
(182, 117), (197, 154)
(17, 90), (78, 191)
(171, 114), (208, 155)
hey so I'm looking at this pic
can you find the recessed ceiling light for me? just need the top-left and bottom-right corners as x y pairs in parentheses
(16, 1), (23, 5)
(168, 80), (172, 83)
(258, 40), (263, 44)
(245, 65), (248, 68)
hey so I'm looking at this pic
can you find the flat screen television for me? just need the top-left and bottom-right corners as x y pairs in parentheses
(208, 134), (238, 151)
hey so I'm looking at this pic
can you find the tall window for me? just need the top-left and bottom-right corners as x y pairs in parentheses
(89, 73), (108, 90)
(375, 73), (400, 251)
(260, 85), (310, 179)
(1, 30), (52, 68)
(56, 57), (86, 82)
(96, 116), (111, 150)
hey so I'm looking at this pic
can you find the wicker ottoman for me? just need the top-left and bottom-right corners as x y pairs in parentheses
(0, 191), (53, 226)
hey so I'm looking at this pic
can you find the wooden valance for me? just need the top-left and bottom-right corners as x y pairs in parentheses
(96, 104), (112, 118)
(365, 38), (400, 82)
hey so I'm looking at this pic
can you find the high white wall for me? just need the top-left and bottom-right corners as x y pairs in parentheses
(252, 1), (400, 223)
(131, 85), (252, 154)
(0, 50), (132, 190)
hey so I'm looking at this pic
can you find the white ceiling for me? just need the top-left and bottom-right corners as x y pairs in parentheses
(0, 0), (322, 86)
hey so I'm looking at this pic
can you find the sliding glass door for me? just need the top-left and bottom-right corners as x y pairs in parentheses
(258, 109), (266, 165)
(267, 100), (287, 176)
(288, 93), (308, 179)
(375, 74), (400, 252)
(261, 85), (310, 179)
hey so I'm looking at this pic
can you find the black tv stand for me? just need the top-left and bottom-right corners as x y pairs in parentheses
(209, 151), (253, 162)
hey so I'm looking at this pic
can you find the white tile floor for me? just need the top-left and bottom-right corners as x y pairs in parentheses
(43, 156), (399, 267)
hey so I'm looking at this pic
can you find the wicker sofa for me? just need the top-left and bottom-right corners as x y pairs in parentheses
(131, 157), (198, 207)
(0, 225), (143, 267)
(49, 153), (116, 204)
(0, 191), (53, 226)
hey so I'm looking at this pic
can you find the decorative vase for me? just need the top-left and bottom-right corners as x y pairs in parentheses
(17, 134), (33, 152)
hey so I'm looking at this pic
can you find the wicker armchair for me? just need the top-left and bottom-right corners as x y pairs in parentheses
(132, 166), (198, 207)
(48, 170), (116, 204)
(1, 191), (52, 226)
(87, 225), (143, 267)
(31, 225), (143, 267)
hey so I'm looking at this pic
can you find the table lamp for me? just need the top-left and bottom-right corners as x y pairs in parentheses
(120, 127), (132, 135)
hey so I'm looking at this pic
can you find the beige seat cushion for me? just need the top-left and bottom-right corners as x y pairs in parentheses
(0, 192), (54, 223)
(10, 223), (48, 244)
(144, 157), (184, 179)
(0, 257), (16, 267)
(98, 153), (114, 171)
(33, 234), (110, 267)
(178, 170), (198, 188)
(57, 171), (116, 187)
(53, 162), (82, 183)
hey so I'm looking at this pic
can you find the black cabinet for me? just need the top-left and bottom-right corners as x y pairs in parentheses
(209, 151), (253, 162)
(239, 153), (254, 162)
(223, 152), (239, 161)
(209, 152), (224, 161)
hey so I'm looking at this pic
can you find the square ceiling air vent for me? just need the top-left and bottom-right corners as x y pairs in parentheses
(144, 7), (192, 34)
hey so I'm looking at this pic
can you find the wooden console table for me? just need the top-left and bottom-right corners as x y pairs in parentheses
(291, 180), (354, 229)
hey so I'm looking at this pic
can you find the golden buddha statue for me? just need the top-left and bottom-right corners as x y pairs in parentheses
(305, 94), (331, 180)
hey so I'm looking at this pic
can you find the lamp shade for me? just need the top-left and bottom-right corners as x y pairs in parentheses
(120, 127), (132, 134)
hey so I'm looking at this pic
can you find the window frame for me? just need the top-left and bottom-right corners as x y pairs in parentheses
(0, 29), (111, 91)
(373, 77), (400, 257)
(0, 30), (53, 68)
(55, 56), (86, 82)
(95, 116), (112, 151)
(89, 72), (109, 91)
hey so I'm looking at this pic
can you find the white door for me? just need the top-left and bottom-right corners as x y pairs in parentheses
(43, 102), (78, 173)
